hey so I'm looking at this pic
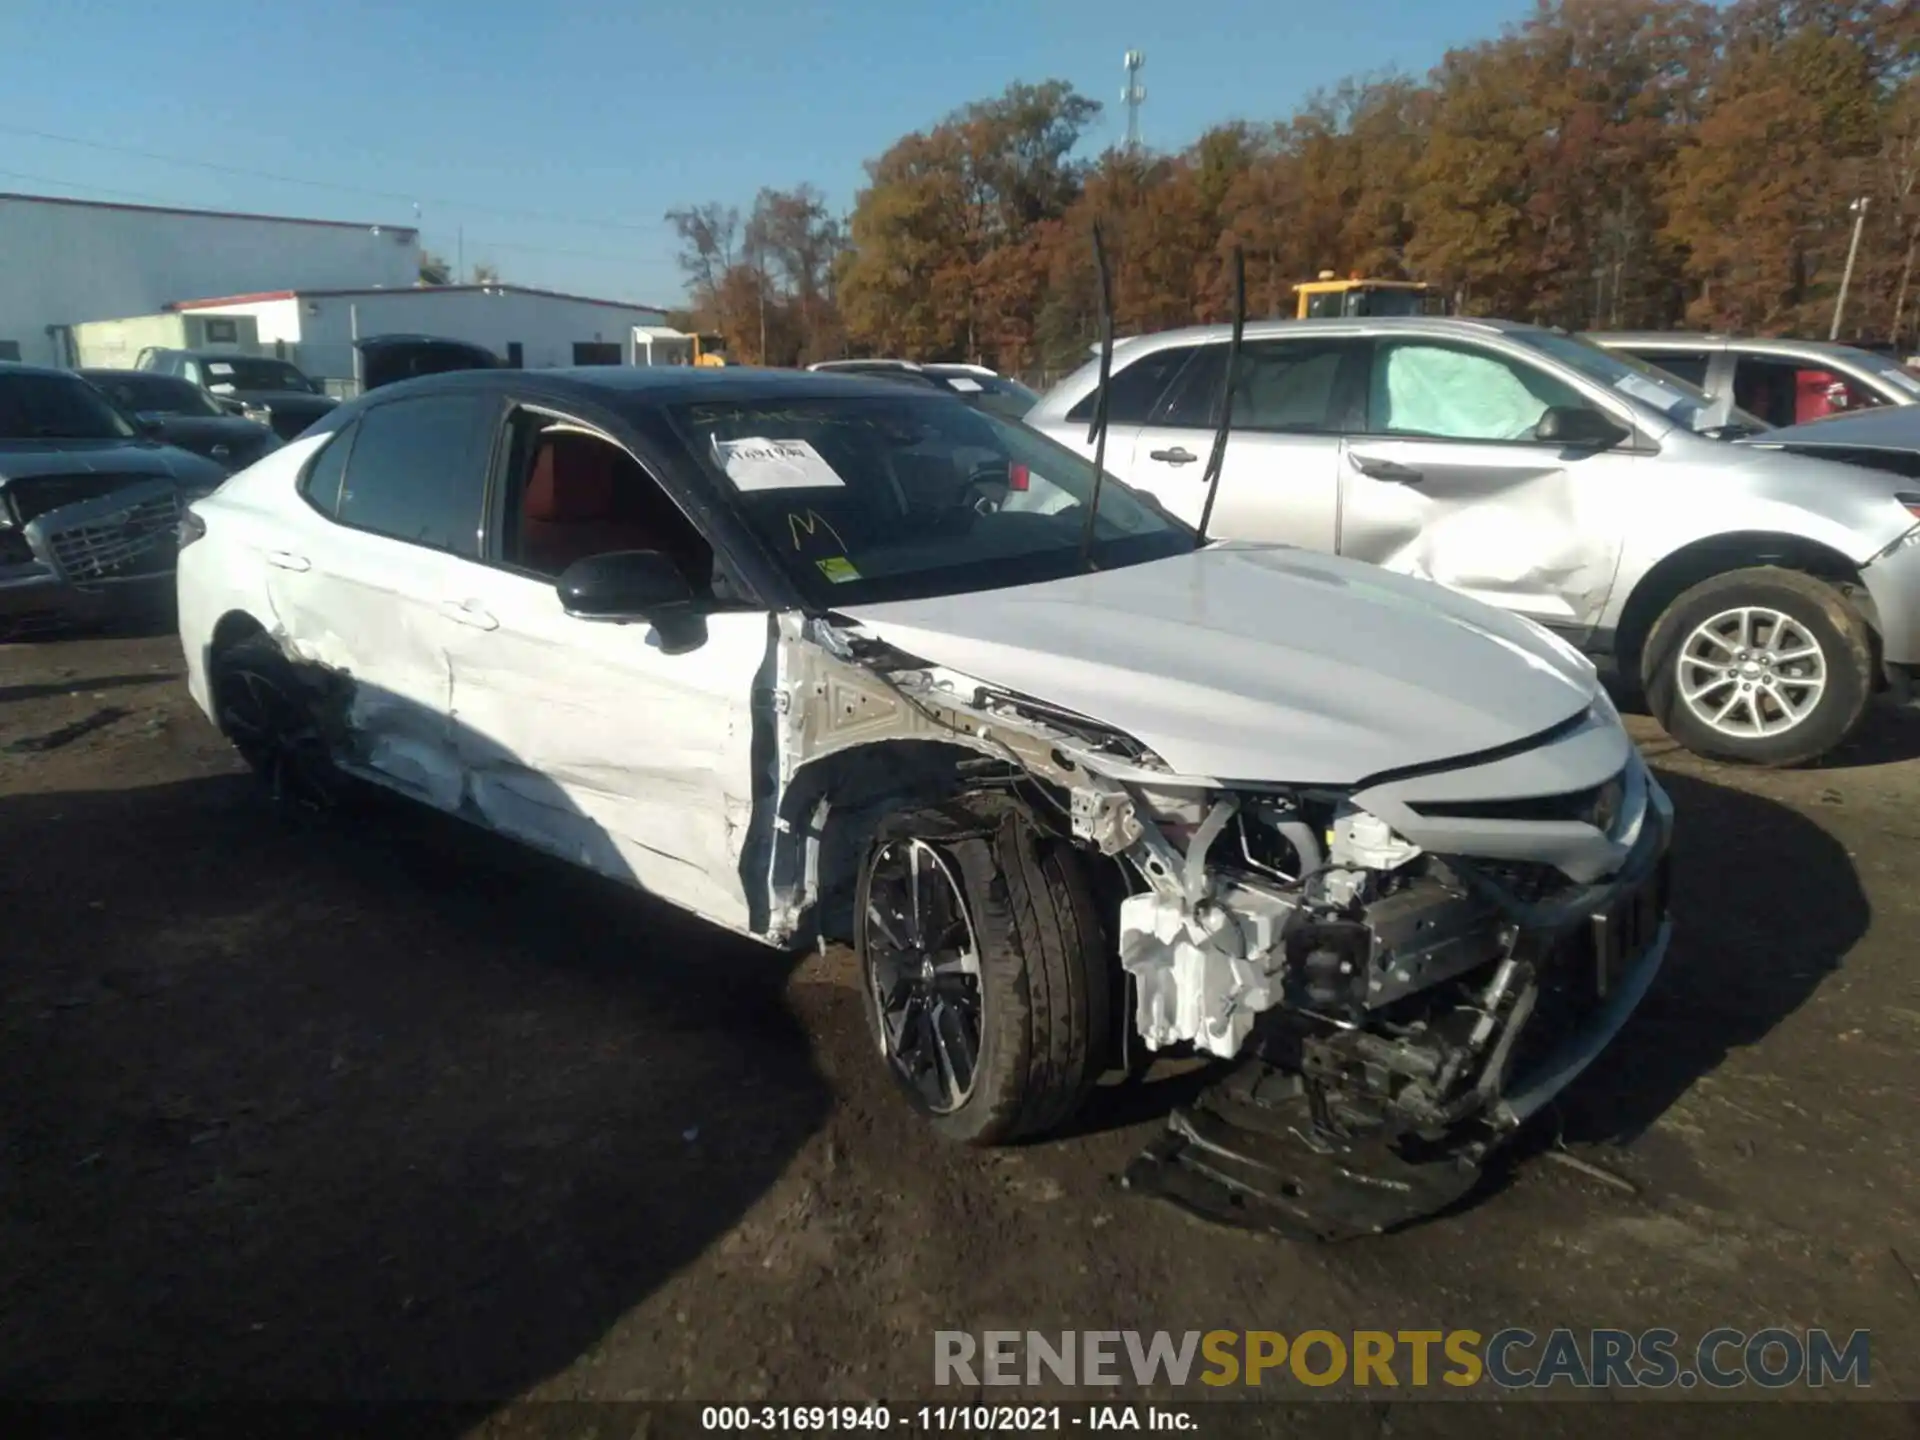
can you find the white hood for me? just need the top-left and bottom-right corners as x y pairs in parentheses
(837, 543), (1601, 785)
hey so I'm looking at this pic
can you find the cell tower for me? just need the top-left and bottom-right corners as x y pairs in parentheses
(1122, 50), (1146, 151)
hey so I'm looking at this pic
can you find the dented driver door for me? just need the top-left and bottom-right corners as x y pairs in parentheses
(437, 566), (772, 938)
(1334, 338), (1630, 633)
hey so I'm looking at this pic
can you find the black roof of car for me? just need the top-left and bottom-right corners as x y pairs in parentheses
(0, 360), (83, 381)
(1739, 406), (1920, 449)
(352, 364), (961, 408)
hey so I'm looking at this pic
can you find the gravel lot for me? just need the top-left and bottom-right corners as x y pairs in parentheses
(3, 627), (1917, 1433)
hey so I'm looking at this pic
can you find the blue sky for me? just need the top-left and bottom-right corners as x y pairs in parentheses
(0, 0), (1533, 309)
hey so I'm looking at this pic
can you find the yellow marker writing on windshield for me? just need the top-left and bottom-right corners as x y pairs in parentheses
(789, 509), (847, 551)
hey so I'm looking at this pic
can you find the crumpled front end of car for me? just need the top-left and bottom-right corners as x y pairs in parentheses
(1109, 695), (1672, 1127)
(771, 615), (1673, 1239)
(1091, 702), (1672, 1239)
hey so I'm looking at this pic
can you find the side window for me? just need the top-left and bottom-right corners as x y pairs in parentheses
(336, 394), (492, 553)
(1736, 356), (1885, 426)
(1628, 350), (1711, 388)
(497, 410), (719, 596)
(1368, 341), (1592, 442)
(1156, 339), (1369, 432)
(299, 420), (357, 517)
(1065, 345), (1198, 425)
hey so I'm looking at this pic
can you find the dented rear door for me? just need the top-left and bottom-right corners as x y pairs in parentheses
(1334, 337), (1630, 632)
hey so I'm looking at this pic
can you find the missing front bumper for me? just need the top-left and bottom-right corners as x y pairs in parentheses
(1122, 834), (1674, 1241)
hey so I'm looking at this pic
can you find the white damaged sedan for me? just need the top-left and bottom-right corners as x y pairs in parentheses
(176, 365), (1672, 1237)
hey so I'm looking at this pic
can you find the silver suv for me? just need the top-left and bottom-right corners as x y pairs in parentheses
(1026, 317), (1920, 767)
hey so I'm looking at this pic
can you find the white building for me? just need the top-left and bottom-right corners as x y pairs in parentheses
(0, 191), (422, 368)
(170, 284), (672, 388)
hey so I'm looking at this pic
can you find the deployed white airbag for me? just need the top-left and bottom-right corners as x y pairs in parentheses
(1375, 345), (1551, 441)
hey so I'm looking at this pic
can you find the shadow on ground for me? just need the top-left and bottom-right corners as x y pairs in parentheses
(1546, 766), (1867, 1149)
(0, 771), (830, 1407)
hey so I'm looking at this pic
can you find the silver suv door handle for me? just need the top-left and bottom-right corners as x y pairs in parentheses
(440, 599), (499, 631)
(265, 550), (310, 571)
(1350, 454), (1423, 484)
(1148, 446), (1199, 465)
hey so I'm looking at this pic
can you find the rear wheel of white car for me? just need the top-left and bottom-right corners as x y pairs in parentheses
(213, 634), (343, 813)
(855, 795), (1111, 1145)
(1642, 566), (1875, 767)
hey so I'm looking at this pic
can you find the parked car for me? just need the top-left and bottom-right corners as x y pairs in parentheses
(354, 334), (502, 390)
(176, 364), (1670, 1232)
(1024, 316), (1920, 767)
(1736, 405), (1920, 483)
(135, 348), (338, 440)
(0, 361), (227, 635)
(807, 359), (1042, 422)
(1588, 332), (1920, 428)
(77, 368), (283, 473)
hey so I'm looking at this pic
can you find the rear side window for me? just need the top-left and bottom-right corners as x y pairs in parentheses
(1156, 339), (1370, 432)
(1065, 345), (1198, 424)
(299, 421), (357, 517)
(1627, 350), (1710, 388)
(335, 394), (492, 554)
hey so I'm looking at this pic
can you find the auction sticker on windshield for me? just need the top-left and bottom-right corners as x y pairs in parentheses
(1617, 373), (1682, 412)
(712, 436), (847, 492)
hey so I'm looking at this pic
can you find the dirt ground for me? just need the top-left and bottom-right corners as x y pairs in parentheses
(3, 627), (1918, 1430)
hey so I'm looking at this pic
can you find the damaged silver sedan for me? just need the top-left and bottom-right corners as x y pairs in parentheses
(175, 364), (1672, 1238)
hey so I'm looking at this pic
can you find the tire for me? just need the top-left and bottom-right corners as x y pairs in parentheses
(212, 633), (347, 813)
(1641, 565), (1874, 767)
(854, 793), (1112, 1145)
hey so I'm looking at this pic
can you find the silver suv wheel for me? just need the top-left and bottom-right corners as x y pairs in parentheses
(1678, 606), (1828, 739)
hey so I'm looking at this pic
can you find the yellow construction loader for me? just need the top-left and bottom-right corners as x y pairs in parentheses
(1293, 271), (1446, 319)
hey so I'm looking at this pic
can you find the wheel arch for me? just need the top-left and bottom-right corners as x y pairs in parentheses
(1615, 532), (1872, 689)
(761, 737), (1071, 948)
(209, 608), (269, 660)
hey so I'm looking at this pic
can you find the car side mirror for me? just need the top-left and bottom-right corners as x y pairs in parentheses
(134, 412), (166, 438)
(1536, 405), (1630, 449)
(556, 550), (705, 650)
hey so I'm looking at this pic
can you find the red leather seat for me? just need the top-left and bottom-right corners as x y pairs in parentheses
(1796, 369), (1841, 423)
(520, 432), (664, 575)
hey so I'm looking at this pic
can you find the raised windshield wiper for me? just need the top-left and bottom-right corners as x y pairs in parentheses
(1076, 222), (1118, 573)
(1194, 245), (1246, 547)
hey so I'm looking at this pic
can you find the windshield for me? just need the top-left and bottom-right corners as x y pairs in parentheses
(0, 372), (138, 440)
(1847, 347), (1920, 400)
(83, 372), (222, 417)
(1515, 329), (1768, 435)
(666, 391), (1193, 607)
(1356, 288), (1438, 317)
(930, 371), (1043, 422)
(203, 357), (316, 394)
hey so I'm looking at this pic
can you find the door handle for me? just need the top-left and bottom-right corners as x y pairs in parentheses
(265, 550), (311, 572)
(1350, 454), (1423, 484)
(1148, 446), (1199, 465)
(440, 600), (499, 631)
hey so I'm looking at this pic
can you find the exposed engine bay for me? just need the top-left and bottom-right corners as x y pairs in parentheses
(766, 612), (1674, 1240)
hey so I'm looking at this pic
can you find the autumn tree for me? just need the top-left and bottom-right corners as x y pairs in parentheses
(664, 0), (1920, 371)
(1663, 5), (1886, 332)
(838, 80), (1100, 370)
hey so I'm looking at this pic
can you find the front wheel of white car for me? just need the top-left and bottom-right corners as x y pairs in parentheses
(855, 795), (1112, 1145)
(1642, 565), (1875, 767)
